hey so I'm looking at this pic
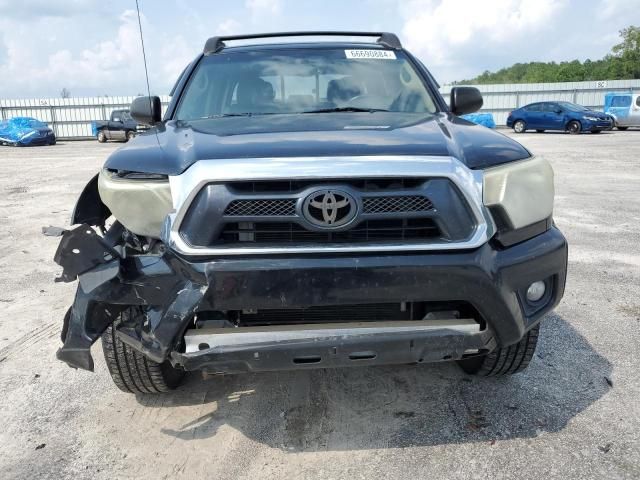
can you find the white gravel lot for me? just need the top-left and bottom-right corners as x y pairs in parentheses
(0, 130), (639, 479)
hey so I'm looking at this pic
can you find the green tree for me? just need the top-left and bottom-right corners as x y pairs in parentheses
(459, 26), (640, 84)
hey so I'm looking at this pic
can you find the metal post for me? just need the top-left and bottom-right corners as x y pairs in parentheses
(50, 105), (57, 137)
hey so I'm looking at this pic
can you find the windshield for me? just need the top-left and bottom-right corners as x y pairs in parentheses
(558, 102), (589, 112)
(175, 48), (438, 120)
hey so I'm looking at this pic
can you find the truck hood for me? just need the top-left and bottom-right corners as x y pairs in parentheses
(104, 112), (531, 175)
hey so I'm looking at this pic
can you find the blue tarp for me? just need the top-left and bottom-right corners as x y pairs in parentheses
(603, 92), (633, 120)
(461, 113), (496, 128)
(0, 117), (51, 145)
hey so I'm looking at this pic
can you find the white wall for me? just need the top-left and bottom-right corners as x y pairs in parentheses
(440, 79), (640, 125)
(2, 79), (640, 138)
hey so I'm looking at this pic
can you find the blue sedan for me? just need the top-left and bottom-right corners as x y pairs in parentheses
(506, 101), (613, 134)
(0, 117), (56, 146)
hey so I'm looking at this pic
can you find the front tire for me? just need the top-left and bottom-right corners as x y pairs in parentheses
(457, 324), (540, 376)
(126, 130), (135, 142)
(513, 120), (526, 133)
(101, 307), (185, 394)
(566, 120), (581, 134)
(97, 131), (107, 143)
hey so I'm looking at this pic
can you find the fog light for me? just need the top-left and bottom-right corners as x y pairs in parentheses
(526, 281), (546, 303)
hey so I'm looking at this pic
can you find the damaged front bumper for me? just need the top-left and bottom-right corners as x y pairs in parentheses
(53, 223), (567, 373)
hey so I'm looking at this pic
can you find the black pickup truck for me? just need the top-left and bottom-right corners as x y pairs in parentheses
(93, 109), (139, 143)
(53, 32), (567, 394)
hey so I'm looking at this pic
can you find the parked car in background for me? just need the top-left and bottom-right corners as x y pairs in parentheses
(0, 117), (56, 146)
(603, 92), (640, 130)
(507, 101), (613, 134)
(92, 109), (140, 142)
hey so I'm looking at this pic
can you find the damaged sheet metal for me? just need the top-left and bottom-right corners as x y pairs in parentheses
(56, 246), (208, 371)
(53, 224), (121, 283)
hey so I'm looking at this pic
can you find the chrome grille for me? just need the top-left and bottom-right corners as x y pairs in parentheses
(363, 195), (433, 214)
(224, 199), (297, 217)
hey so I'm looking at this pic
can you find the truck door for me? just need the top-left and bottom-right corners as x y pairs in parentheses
(110, 112), (124, 140)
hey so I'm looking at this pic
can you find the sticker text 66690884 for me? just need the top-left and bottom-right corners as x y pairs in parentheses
(344, 50), (397, 60)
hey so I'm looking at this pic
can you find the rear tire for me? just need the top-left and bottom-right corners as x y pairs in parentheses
(457, 324), (540, 376)
(617, 126), (629, 131)
(566, 120), (581, 134)
(513, 120), (526, 133)
(97, 131), (107, 143)
(101, 307), (185, 394)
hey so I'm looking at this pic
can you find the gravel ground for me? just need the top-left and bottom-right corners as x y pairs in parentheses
(0, 130), (639, 479)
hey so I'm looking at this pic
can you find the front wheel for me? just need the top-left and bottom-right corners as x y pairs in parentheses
(126, 130), (135, 142)
(513, 120), (526, 133)
(566, 120), (581, 134)
(97, 131), (107, 143)
(101, 307), (185, 394)
(457, 324), (540, 376)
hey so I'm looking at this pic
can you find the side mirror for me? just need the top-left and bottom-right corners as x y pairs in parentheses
(450, 87), (483, 115)
(130, 96), (162, 125)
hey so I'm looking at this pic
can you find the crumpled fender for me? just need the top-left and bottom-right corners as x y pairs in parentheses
(54, 225), (208, 371)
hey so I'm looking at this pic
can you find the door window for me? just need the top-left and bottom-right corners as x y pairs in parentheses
(525, 104), (542, 112)
(611, 96), (631, 107)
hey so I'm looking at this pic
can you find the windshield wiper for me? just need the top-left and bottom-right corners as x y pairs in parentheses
(198, 112), (279, 119)
(302, 107), (389, 114)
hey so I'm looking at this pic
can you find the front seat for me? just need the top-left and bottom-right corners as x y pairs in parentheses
(327, 77), (362, 105)
(230, 76), (276, 113)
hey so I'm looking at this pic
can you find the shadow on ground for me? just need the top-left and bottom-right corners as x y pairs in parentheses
(138, 313), (611, 451)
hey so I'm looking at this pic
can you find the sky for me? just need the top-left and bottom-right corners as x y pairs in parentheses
(0, 0), (638, 99)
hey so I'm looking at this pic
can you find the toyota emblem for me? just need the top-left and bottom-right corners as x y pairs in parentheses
(302, 189), (358, 228)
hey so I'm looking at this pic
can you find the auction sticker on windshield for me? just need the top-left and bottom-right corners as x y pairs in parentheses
(345, 50), (396, 59)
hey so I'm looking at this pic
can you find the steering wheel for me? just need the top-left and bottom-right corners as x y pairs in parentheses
(344, 94), (385, 109)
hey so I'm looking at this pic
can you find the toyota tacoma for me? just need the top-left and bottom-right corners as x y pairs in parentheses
(52, 32), (567, 394)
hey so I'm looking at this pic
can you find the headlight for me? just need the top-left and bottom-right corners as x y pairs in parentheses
(483, 157), (554, 231)
(98, 169), (173, 238)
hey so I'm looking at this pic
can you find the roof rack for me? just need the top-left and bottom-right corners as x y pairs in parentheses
(203, 31), (402, 55)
